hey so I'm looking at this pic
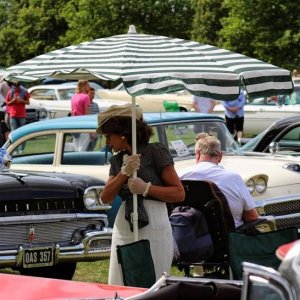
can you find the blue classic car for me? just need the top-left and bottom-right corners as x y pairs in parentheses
(3, 112), (300, 230)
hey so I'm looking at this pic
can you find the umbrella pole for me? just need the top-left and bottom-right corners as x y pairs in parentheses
(131, 96), (138, 241)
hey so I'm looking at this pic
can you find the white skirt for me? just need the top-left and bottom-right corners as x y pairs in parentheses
(108, 200), (173, 285)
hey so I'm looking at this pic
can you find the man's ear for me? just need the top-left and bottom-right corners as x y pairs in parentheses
(196, 149), (200, 162)
(218, 152), (223, 163)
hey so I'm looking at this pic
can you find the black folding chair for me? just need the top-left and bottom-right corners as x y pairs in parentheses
(170, 180), (236, 278)
(170, 180), (298, 280)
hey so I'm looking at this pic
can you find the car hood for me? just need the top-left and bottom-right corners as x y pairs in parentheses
(175, 154), (300, 187)
(0, 169), (104, 202)
(0, 171), (77, 201)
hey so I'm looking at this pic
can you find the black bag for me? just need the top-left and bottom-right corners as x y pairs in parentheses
(116, 239), (156, 288)
(170, 206), (214, 263)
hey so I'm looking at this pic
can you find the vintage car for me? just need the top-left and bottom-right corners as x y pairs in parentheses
(0, 104), (48, 124)
(241, 115), (300, 155)
(0, 156), (112, 280)
(212, 84), (300, 136)
(3, 112), (300, 230)
(28, 84), (127, 118)
(0, 272), (146, 299)
(98, 84), (193, 112)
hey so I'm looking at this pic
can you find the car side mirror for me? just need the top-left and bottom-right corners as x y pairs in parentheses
(269, 142), (280, 154)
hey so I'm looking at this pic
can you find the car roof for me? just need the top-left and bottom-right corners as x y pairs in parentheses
(269, 114), (300, 128)
(9, 112), (224, 142)
(28, 85), (77, 91)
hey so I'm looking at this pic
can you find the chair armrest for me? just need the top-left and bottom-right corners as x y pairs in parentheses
(236, 217), (276, 234)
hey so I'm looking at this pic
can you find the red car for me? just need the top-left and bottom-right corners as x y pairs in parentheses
(0, 273), (146, 300)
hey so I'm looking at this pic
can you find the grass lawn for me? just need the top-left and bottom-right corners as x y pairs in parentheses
(73, 259), (184, 283)
(0, 259), (184, 283)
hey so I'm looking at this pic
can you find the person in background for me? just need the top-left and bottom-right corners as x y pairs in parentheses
(0, 80), (10, 128)
(88, 87), (100, 114)
(71, 80), (91, 151)
(192, 95), (217, 114)
(71, 80), (90, 116)
(98, 104), (185, 286)
(0, 118), (10, 147)
(292, 69), (299, 78)
(223, 90), (246, 144)
(86, 87), (100, 150)
(5, 81), (29, 131)
(0, 80), (9, 107)
(192, 95), (217, 133)
(178, 134), (259, 228)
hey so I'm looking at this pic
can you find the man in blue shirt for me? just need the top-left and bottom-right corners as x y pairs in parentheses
(223, 90), (246, 144)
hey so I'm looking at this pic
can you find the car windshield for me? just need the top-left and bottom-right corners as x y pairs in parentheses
(241, 130), (267, 151)
(57, 88), (100, 100)
(61, 82), (104, 90)
(246, 85), (300, 106)
(57, 88), (76, 100)
(149, 119), (242, 160)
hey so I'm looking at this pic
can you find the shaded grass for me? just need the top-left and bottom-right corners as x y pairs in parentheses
(73, 259), (184, 283)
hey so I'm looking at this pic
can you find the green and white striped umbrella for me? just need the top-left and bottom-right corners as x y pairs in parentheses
(5, 25), (293, 101)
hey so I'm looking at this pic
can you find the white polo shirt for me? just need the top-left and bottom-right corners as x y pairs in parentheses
(178, 161), (256, 228)
(192, 95), (214, 113)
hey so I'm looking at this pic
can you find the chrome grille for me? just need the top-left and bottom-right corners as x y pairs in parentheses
(0, 220), (101, 246)
(263, 200), (300, 216)
(275, 217), (300, 230)
(0, 198), (82, 215)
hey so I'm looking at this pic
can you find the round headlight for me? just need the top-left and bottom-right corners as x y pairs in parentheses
(83, 189), (97, 208)
(246, 178), (255, 194)
(255, 177), (267, 194)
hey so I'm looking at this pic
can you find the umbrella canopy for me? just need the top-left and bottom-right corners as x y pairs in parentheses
(3, 25), (294, 240)
(0, 66), (36, 82)
(5, 25), (293, 100)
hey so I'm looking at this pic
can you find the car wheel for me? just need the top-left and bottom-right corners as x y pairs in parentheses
(179, 107), (188, 112)
(18, 263), (77, 280)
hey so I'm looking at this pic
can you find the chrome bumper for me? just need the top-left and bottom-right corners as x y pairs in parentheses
(0, 229), (112, 269)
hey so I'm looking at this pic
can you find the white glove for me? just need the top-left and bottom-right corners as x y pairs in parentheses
(0, 148), (6, 168)
(121, 154), (140, 177)
(0, 148), (11, 171)
(128, 177), (151, 197)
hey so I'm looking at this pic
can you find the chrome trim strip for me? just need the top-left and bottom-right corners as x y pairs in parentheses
(0, 213), (107, 224)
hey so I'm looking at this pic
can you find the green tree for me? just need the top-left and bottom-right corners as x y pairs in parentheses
(219, 0), (300, 70)
(191, 0), (227, 46)
(59, 0), (194, 45)
(0, 0), (9, 28)
(0, 0), (68, 67)
(0, 0), (194, 67)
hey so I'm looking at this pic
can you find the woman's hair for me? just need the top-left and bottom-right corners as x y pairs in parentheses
(100, 116), (153, 145)
(195, 135), (222, 157)
(76, 80), (89, 93)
